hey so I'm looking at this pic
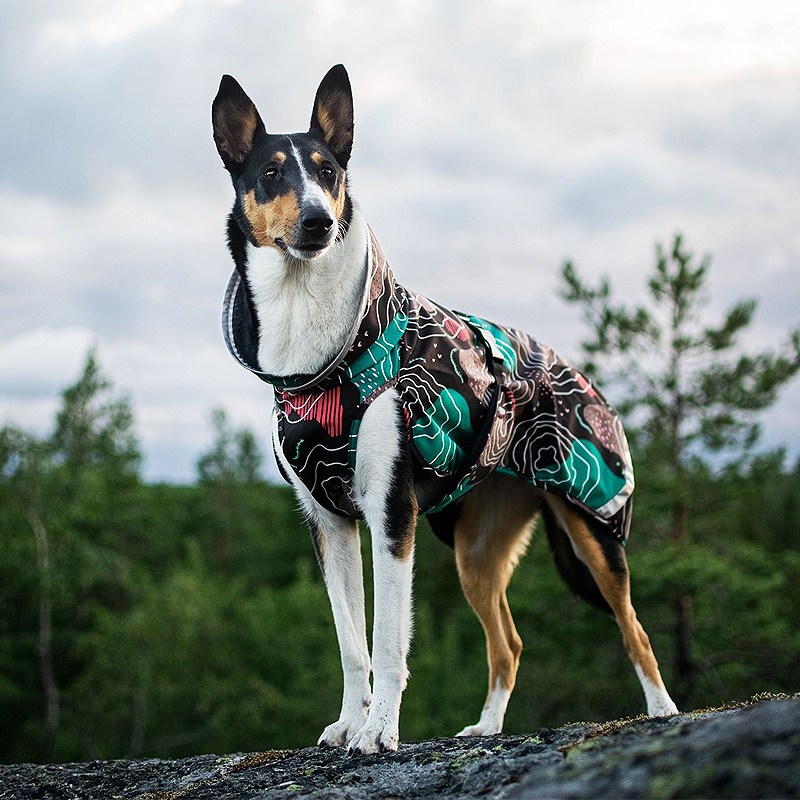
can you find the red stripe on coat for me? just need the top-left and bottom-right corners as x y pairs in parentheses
(284, 386), (344, 438)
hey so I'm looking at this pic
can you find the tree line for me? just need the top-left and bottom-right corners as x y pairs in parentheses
(1, 235), (799, 763)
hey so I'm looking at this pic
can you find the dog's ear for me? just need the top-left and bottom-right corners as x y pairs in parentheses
(212, 75), (266, 170)
(310, 64), (354, 168)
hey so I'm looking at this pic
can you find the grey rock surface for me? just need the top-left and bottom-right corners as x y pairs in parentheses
(1, 696), (798, 799)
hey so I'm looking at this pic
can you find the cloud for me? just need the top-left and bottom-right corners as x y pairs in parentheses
(662, 94), (800, 177)
(0, 182), (229, 344)
(0, 325), (278, 482)
(2, 0), (799, 481)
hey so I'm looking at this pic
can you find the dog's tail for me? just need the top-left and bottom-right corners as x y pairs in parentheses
(540, 500), (614, 614)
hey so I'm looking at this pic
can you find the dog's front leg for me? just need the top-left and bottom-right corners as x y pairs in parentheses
(313, 510), (373, 747)
(348, 389), (417, 755)
(272, 423), (372, 747)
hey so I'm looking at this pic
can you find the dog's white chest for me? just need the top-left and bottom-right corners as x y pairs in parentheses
(244, 208), (369, 377)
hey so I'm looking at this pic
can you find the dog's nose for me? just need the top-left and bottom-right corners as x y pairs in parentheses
(300, 211), (335, 234)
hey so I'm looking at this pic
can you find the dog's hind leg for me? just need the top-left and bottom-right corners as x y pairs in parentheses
(454, 473), (540, 736)
(272, 420), (372, 748)
(545, 495), (679, 716)
(348, 389), (418, 754)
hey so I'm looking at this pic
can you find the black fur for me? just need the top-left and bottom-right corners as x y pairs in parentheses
(540, 501), (629, 615)
(428, 493), (626, 615)
(213, 70), (353, 257)
(215, 67), (630, 610)
(226, 211), (247, 278)
(384, 440), (418, 559)
(337, 193), (354, 245)
(212, 75), (267, 175)
(426, 501), (461, 549)
(310, 64), (354, 168)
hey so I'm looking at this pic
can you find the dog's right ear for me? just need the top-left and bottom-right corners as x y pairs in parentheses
(310, 64), (354, 168)
(212, 75), (266, 170)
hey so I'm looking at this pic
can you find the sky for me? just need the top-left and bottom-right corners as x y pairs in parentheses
(1, 0), (799, 482)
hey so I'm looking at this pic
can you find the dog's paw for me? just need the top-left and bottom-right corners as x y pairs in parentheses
(647, 696), (679, 717)
(347, 718), (398, 755)
(455, 721), (501, 737)
(318, 715), (368, 748)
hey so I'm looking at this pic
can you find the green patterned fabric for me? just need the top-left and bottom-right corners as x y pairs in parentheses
(222, 228), (635, 542)
(346, 313), (407, 401)
(412, 389), (475, 474)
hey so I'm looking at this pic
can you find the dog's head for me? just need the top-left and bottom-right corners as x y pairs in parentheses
(212, 65), (353, 260)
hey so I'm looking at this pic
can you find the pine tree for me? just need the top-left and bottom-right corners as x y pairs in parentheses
(196, 407), (265, 571)
(560, 234), (800, 702)
(52, 349), (140, 477)
(197, 407), (263, 485)
(0, 350), (141, 759)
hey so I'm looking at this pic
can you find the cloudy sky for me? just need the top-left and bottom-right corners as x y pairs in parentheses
(2, 0), (799, 482)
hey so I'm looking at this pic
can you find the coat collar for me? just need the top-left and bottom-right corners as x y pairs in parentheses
(221, 227), (380, 393)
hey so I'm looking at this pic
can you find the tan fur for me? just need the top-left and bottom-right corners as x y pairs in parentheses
(315, 91), (351, 153)
(391, 493), (419, 563)
(213, 104), (258, 163)
(310, 151), (345, 217)
(546, 495), (670, 691)
(273, 151), (287, 163)
(328, 182), (346, 222)
(454, 474), (541, 695)
(455, 475), (671, 709)
(394, 523), (417, 564)
(316, 105), (336, 143)
(242, 188), (299, 249)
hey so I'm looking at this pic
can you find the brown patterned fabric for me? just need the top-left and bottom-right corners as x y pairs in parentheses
(222, 229), (634, 543)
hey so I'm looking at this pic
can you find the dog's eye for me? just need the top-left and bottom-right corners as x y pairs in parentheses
(262, 167), (280, 181)
(319, 164), (335, 179)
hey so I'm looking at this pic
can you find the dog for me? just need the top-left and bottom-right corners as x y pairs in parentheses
(212, 64), (678, 755)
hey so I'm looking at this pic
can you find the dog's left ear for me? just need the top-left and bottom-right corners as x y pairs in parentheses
(310, 64), (354, 168)
(212, 75), (266, 171)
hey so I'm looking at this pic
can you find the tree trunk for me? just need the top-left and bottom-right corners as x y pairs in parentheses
(671, 499), (696, 705)
(27, 509), (59, 760)
(127, 682), (147, 758)
(668, 327), (697, 706)
(674, 592), (695, 698)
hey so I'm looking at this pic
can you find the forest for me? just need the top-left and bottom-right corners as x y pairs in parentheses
(2, 236), (799, 764)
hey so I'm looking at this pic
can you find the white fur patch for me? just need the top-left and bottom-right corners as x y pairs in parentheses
(272, 418), (372, 747)
(457, 678), (511, 736)
(288, 138), (331, 215)
(353, 388), (402, 533)
(245, 203), (368, 377)
(347, 389), (415, 754)
(635, 664), (679, 716)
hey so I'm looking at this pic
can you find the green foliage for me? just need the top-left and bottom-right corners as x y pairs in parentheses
(560, 233), (800, 706)
(52, 349), (140, 478)
(3, 273), (800, 764)
(560, 235), (800, 461)
(197, 407), (263, 485)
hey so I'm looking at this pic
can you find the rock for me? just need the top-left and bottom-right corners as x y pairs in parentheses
(1, 696), (798, 799)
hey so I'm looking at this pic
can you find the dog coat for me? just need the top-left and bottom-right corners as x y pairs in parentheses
(222, 230), (634, 543)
